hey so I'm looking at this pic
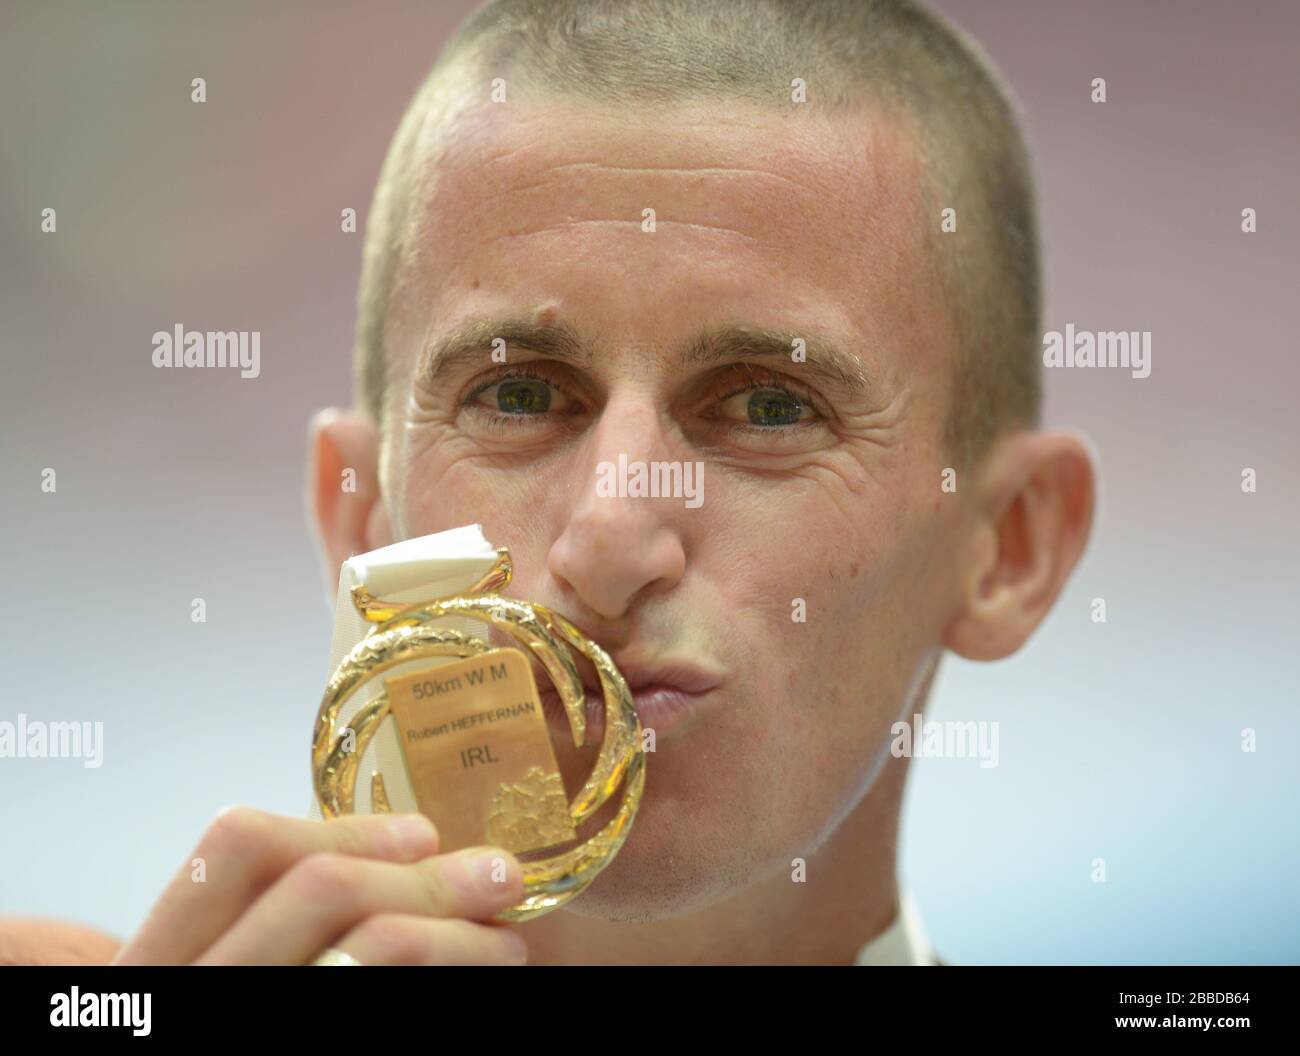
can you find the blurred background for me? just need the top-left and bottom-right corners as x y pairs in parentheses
(1, 0), (1296, 964)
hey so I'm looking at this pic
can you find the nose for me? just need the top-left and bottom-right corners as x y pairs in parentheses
(547, 396), (687, 622)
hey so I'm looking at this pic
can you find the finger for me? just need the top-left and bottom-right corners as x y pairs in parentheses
(325, 914), (528, 966)
(194, 845), (524, 965)
(113, 807), (439, 965)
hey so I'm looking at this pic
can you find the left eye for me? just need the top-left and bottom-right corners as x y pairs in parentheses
(715, 387), (815, 427)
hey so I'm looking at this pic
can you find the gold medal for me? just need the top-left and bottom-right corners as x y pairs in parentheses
(312, 545), (645, 921)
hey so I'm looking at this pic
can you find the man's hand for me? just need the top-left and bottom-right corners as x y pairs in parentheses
(110, 807), (527, 965)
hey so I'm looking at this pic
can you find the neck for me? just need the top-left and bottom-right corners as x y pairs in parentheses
(520, 753), (910, 965)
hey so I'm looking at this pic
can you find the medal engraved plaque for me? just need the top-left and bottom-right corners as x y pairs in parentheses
(385, 649), (576, 854)
(312, 538), (645, 922)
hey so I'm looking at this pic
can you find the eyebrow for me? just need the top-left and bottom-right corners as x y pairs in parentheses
(684, 324), (872, 398)
(423, 317), (590, 386)
(422, 317), (872, 399)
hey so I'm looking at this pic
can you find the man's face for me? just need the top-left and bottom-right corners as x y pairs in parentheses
(376, 96), (964, 918)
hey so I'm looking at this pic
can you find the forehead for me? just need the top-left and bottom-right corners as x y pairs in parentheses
(395, 94), (948, 390)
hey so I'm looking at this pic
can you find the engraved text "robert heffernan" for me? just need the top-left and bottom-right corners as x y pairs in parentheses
(407, 701), (536, 741)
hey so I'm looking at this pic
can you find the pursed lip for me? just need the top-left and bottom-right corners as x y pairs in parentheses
(533, 655), (724, 741)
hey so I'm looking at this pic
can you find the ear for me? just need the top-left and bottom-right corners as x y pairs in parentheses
(943, 430), (1096, 661)
(306, 408), (393, 602)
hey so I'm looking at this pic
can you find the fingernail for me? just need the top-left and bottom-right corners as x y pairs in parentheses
(500, 928), (528, 964)
(454, 847), (517, 895)
(387, 814), (436, 854)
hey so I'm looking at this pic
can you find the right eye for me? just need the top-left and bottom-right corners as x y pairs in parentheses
(460, 364), (584, 434)
(484, 377), (553, 415)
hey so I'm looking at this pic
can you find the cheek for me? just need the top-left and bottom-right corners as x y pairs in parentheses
(715, 471), (902, 643)
(393, 428), (552, 549)
(716, 478), (932, 768)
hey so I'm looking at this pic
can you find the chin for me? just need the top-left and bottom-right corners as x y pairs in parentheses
(555, 785), (778, 922)
(565, 847), (737, 923)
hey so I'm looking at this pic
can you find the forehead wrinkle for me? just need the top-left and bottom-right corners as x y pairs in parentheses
(485, 217), (766, 247)
(440, 159), (819, 245)
(422, 100), (861, 220)
(517, 162), (812, 194)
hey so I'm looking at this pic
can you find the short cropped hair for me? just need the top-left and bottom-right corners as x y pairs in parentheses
(355, 0), (1042, 467)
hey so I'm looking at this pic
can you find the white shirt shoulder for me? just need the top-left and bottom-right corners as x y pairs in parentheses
(853, 894), (940, 966)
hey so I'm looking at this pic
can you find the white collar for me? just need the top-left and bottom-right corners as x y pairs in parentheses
(853, 894), (938, 965)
